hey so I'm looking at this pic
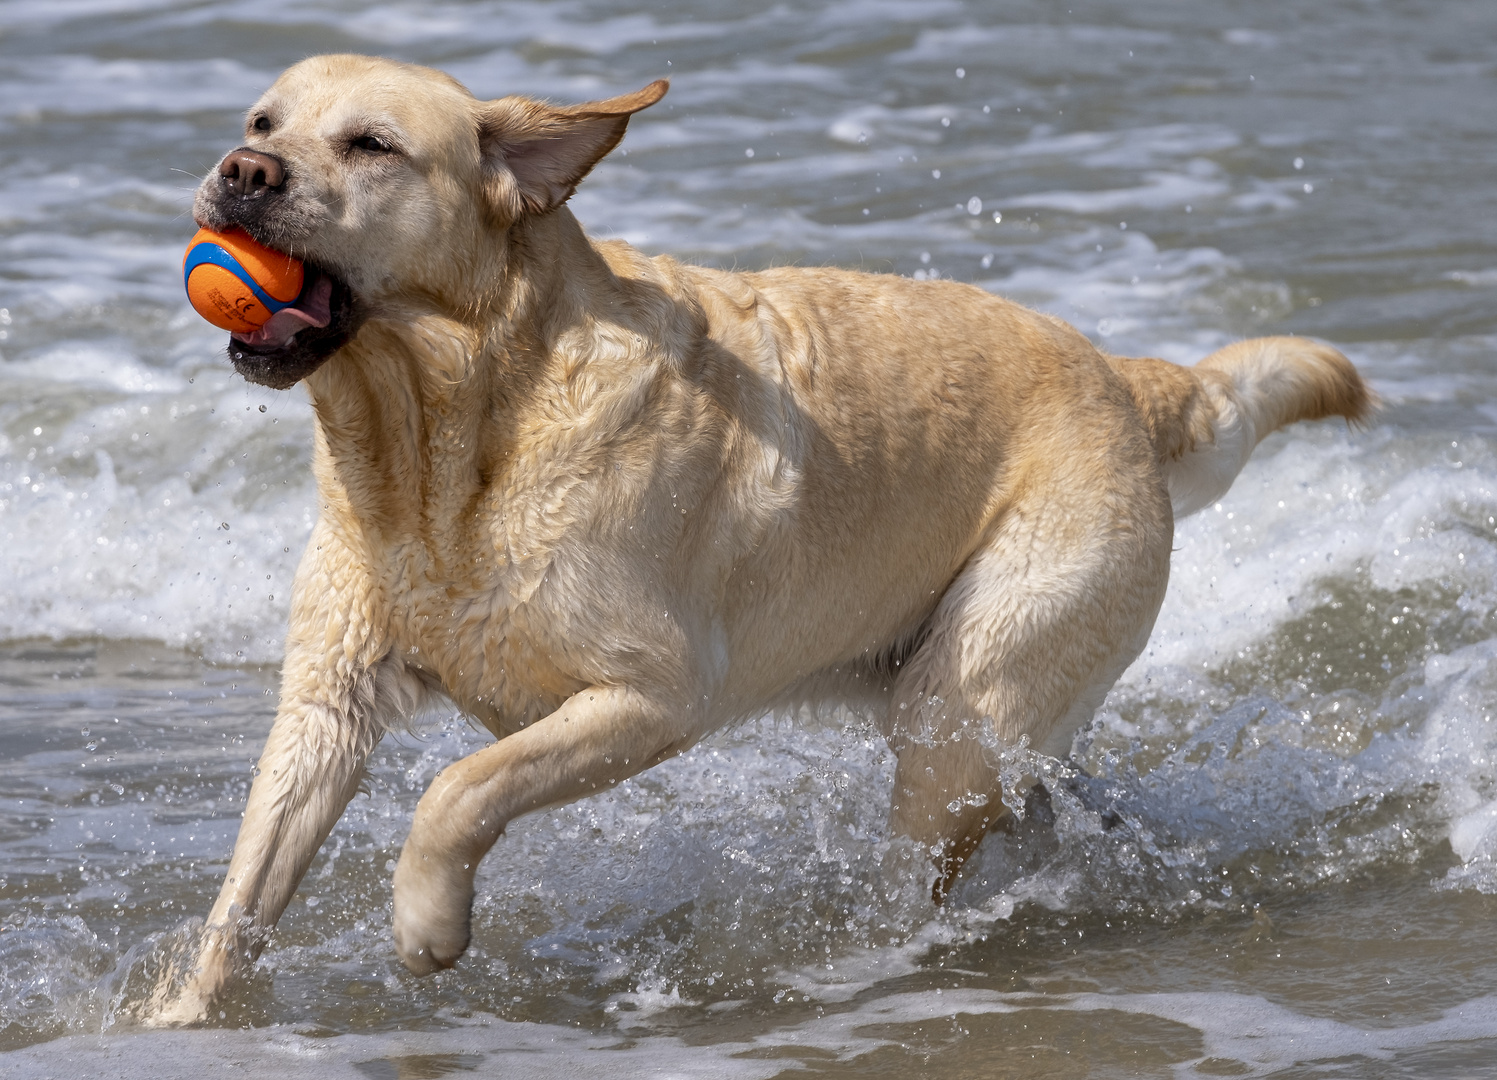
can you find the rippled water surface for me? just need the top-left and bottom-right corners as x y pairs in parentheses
(3, 1), (1497, 1076)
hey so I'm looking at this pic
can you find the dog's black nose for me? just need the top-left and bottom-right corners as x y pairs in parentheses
(218, 149), (286, 197)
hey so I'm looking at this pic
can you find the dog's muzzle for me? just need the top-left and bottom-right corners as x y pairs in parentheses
(198, 148), (362, 389)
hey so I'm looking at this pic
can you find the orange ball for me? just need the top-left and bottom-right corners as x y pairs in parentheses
(183, 227), (304, 334)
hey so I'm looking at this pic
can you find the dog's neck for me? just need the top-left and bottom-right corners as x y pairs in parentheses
(299, 207), (662, 565)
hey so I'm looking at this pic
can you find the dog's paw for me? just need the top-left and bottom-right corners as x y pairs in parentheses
(391, 847), (474, 975)
(141, 985), (211, 1028)
(130, 917), (224, 1028)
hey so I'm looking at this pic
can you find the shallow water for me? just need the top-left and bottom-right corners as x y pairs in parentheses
(3, 0), (1497, 1076)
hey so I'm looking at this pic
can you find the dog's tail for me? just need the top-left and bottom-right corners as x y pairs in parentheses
(1108, 336), (1375, 518)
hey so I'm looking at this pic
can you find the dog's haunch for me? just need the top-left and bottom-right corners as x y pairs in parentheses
(183, 227), (304, 334)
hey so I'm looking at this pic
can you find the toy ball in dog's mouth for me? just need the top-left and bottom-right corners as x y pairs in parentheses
(183, 226), (331, 348)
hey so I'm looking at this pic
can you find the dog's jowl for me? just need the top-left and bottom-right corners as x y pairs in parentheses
(154, 53), (1371, 1023)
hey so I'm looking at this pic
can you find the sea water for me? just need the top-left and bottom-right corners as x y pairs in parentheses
(3, 1), (1497, 1076)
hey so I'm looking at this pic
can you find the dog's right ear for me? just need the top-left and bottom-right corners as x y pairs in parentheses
(478, 80), (667, 220)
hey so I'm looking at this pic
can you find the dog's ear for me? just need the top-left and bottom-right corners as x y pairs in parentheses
(479, 80), (667, 219)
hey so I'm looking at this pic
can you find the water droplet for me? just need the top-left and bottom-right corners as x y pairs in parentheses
(1294, 156), (1305, 170)
(955, 67), (965, 78)
(991, 211), (1002, 224)
(744, 148), (754, 158)
(966, 196), (982, 215)
(931, 168), (941, 179)
(259, 404), (267, 413)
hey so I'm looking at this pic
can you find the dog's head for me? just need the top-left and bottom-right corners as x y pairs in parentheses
(193, 54), (666, 389)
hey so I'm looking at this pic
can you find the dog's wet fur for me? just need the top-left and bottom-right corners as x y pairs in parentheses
(152, 54), (1371, 1023)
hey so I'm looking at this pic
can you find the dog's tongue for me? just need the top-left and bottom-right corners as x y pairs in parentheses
(231, 273), (332, 348)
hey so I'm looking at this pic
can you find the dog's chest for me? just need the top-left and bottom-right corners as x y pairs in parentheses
(389, 541), (590, 736)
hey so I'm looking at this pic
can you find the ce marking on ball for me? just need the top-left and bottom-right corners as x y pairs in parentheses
(234, 297), (261, 317)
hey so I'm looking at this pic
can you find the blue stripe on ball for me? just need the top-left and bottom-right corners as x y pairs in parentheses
(183, 241), (297, 315)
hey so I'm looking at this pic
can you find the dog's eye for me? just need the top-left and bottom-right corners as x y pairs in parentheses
(351, 134), (393, 154)
(252, 115), (271, 132)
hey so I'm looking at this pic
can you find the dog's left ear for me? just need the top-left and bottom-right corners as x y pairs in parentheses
(479, 80), (667, 219)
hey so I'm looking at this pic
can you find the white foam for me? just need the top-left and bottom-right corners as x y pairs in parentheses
(0, 57), (275, 119)
(1, 345), (186, 396)
(893, 22), (1174, 65)
(0, 340), (313, 663)
(1445, 269), (1497, 287)
(1004, 169), (1231, 214)
(828, 103), (966, 146)
(1132, 427), (1497, 678)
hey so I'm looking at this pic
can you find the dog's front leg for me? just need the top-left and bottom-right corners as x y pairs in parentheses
(391, 684), (690, 974)
(150, 531), (402, 1024)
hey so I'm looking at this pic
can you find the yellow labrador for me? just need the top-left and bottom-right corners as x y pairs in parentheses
(156, 54), (1370, 1022)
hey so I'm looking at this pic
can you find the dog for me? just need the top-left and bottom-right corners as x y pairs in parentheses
(153, 54), (1371, 1023)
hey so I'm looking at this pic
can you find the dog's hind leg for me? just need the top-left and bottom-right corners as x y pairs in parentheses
(391, 684), (698, 974)
(887, 458), (1172, 900)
